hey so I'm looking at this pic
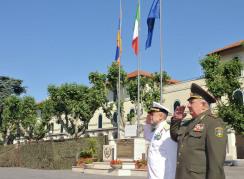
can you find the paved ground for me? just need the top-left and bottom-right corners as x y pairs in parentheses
(0, 167), (243, 179)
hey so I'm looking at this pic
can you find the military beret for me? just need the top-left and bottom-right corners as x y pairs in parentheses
(148, 102), (171, 115)
(187, 83), (216, 104)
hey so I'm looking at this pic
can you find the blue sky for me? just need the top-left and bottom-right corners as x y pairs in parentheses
(1, 0), (244, 102)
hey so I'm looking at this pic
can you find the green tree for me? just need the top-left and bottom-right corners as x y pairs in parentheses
(1, 96), (38, 144)
(126, 71), (171, 112)
(47, 84), (88, 138)
(200, 55), (244, 133)
(88, 72), (108, 112)
(47, 81), (108, 138)
(107, 62), (127, 101)
(19, 96), (38, 139)
(152, 71), (171, 84)
(0, 76), (26, 125)
(88, 71), (113, 121)
(1, 96), (21, 144)
(106, 62), (127, 128)
(33, 99), (54, 140)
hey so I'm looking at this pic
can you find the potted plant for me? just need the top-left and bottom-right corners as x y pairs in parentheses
(135, 159), (147, 170)
(84, 158), (94, 169)
(110, 159), (122, 169)
(76, 150), (95, 168)
(76, 158), (85, 167)
(79, 150), (93, 159)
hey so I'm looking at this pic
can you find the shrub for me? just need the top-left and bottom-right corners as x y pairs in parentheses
(87, 139), (97, 157)
(79, 150), (93, 158)
(0, 136), (105, 169)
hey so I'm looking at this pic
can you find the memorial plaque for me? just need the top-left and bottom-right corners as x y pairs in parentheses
(117, 139), (134, 159)
(103, 145), (115, 161)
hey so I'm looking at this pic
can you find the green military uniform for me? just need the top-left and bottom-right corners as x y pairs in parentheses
(170, 83), (227, 179)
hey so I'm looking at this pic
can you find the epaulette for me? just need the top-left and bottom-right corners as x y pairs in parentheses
(206, 113), (218, 119)
(163, 122), (170, 131)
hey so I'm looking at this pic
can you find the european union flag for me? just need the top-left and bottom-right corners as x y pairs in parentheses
(145, 0), (160, 49)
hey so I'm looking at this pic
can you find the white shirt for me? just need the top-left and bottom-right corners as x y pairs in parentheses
(144, 120), (177, 179)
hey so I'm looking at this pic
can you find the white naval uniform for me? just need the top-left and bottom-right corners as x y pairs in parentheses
(144, 120), (177, 179)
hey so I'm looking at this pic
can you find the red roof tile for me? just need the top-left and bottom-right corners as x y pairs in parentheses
(166, 79), (180, 84)
(127, 70), (152, 78)
(208, 40), (244, 55)
(127, 70), (180, 84)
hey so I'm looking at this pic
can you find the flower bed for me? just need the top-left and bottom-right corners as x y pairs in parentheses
(135, 159), (147, 170)
(76, 158), (97, 167)
(110, 159), (122, 169)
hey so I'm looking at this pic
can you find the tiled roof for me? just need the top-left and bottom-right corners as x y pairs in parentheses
(166, 79), (180, 84)
(208, 40), (244, 55)
(127, 70), (152, 78)
(127, 70), (179, 84)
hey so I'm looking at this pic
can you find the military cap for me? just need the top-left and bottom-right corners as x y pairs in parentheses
(148, 102), (170, 115)
(187, 83), (216, 104)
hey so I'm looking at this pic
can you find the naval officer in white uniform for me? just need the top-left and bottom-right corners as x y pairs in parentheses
(144, 102), (177, 179)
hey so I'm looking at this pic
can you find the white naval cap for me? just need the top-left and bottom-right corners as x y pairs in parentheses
(148, 101), (171, 115)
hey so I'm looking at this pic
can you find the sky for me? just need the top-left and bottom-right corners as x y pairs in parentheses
(1, 0), (244, 102)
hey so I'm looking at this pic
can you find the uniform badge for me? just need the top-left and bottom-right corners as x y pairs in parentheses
(163, 123), (170, 131)
(215, 127), (224, 138)
(154, 132), (162, 140)
(193, 124), (204, 132)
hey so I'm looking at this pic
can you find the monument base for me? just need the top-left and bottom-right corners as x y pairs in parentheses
(116, 138), (146, 161)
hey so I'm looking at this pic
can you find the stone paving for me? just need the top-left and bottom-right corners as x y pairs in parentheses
(0, 167), (244, 179)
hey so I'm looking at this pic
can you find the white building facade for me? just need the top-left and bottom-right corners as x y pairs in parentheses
(47, 40), (244, 160)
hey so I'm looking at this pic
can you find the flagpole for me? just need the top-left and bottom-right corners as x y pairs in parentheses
(159, 0), (163, 104)
(137, 0), (141, 135)
(117, 0), (122, 140)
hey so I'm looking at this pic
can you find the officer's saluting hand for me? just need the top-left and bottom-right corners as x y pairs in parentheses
(172, 105), (187, 120)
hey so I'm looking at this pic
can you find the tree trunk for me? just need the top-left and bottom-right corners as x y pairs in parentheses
(4, 128), (10, 145)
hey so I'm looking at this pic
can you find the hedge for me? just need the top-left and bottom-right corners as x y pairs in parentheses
(0, 136), (105, 169)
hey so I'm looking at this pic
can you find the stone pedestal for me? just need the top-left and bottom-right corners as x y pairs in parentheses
(116, 138), (146, 161)
(226, 129), (237, 160)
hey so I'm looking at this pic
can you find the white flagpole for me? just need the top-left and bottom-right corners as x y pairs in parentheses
(137, 0), (141, 134)
(159, 0), (163, 104)
(117, 0), (122, 139)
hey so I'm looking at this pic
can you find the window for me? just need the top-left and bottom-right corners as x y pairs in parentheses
(98, 114), (103, 128)
(128, 108), (135, 122)
(173, 100), (181, 112)
(130, 108), (135, 114)
(233, 89), (244, 105)
(233, 56), (243, 76)
(60, 124), (63, 133)
(113, 112), (118, 127)
(49, 123), (54, 133)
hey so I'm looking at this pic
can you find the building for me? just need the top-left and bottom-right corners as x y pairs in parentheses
(46, 40), (244, 160)
(86, 40), (244, 160)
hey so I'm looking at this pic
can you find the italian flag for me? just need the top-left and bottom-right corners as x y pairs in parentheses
(132, 4), (140, 55)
